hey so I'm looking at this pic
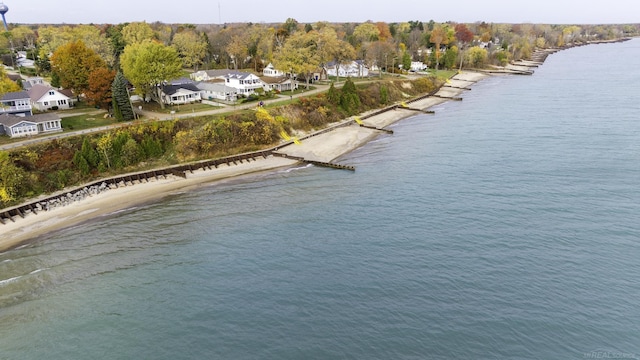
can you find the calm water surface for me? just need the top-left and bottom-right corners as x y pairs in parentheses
(1, 39), (639, 359)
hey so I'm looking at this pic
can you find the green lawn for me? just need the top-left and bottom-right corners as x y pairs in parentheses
(140, 101), (221, 114)
(61, 114), (118, 131)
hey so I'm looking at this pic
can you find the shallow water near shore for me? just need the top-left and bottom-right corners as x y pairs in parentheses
(2, 39), (640, 359)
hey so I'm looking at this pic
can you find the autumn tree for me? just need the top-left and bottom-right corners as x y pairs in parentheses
(9, 26), (36, 50)
(36, 26), (75, 60)
(85, 67), (116, 109)
(0, 151), (30, 206)
(172, 29), (207, 70)
(120, 40), (182, 109)
(366, 41), (396, 77)
(429, 24), (454, 70)
(122, 22), (156, 45)
(71, 25), (116, 66)
(0, 67), (21, 97)
(454, 23), (474, 44)
(274, 31), (319, 89)
(152, 22), (174, 46)
(465, 46), (488, 68)
(50, 40), (106, 94)
(37, 25), (115, 67)
(226, 32), (249, 70)
(352, 22), (381, 59)
(313, 27), (356, 82)
(245, 25), (275, 72)
(111, 71), (135, 122)
(376, 22), (392, 41)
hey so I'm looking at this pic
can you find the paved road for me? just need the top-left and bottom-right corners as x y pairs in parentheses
(0, 83), (332, 151)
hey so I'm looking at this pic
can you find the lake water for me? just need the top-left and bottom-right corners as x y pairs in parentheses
(1, 39), (639, 360)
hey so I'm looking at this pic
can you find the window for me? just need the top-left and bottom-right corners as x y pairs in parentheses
(48, 91), (55, 96)
(43, 101), (48, 106)
(58, 99), (67, 105)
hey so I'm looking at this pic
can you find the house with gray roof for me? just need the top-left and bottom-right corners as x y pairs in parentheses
(0, 112), (62, 138)
(260, 76), (297, 92)
(160, 80), (202, 105)
(190, 69), (236, 82)
(27, 84), (73, 111)
(22, 77), (46, 91)
(223, 71), (265, 96)
(197, 82), (237, 102)
(0, 91), (32, 116)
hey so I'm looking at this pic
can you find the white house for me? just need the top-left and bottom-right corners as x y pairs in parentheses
(260, 76), (297, 92)
(326, 60), (369, 78)
(263, 63), (285, 77)
(160, 82), (202, 105)
(224, 72), (265, 96)
(27, 84), (73, 111)
(0, 91), (33, 116)
(0, 113), (62, 138)
(410, 61), (428, 71)
(190, 69), (234, 82)
(197, 82), (237, 102)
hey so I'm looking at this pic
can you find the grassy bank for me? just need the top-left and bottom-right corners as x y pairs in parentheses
(0, 76), (443, 208)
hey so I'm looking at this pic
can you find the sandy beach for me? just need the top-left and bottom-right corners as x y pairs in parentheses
(0, 71), (488, 252)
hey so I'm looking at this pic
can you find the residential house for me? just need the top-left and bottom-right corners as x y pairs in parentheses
(325, 60), (369, 78)
(28, 84), (73, 111)
(311, 68), (328, 82)
(0, 113), (62, 138)
(197, 81), (237, 102)
(0, 91), (33, 116)
(410, 61), (428, 72)
(224, 72), (264, 96)
(260, 76), (297, 92)
(190, 69), (268, 97)
(160, 78), (202, 105)
(22, 77), (46, 91)
(263, 63), (285, 77)
(190, 69), (235, 82)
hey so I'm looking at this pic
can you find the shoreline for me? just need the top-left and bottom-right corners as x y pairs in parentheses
(1, 71), (490, 252)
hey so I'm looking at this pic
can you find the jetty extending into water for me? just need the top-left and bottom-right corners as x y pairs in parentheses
(3, 39), (628, 226)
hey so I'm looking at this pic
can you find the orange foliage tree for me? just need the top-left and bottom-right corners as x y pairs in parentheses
(85, 67), (116, 110)
(50, 40), (106, 94)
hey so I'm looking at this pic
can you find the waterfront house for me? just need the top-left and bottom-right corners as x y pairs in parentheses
(196, 81), (238, 102)
(325, 60), (369, 78)
(160, 79), (202, 105)
(260, 76), (297, 92)
(27, 84), (73, 111)
(0, 113), (62, 138)
(263, 63), (285, 77)
(0, 91), (33, 116)
(224, 71), (265, 96)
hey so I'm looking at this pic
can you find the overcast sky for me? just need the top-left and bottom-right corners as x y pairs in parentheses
(6, 0), (639, 25)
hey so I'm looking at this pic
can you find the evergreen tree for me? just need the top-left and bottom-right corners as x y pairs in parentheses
(111, 72), (134, 122)
(327, 82), (340, 105)
(339, 78), (361, 115)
